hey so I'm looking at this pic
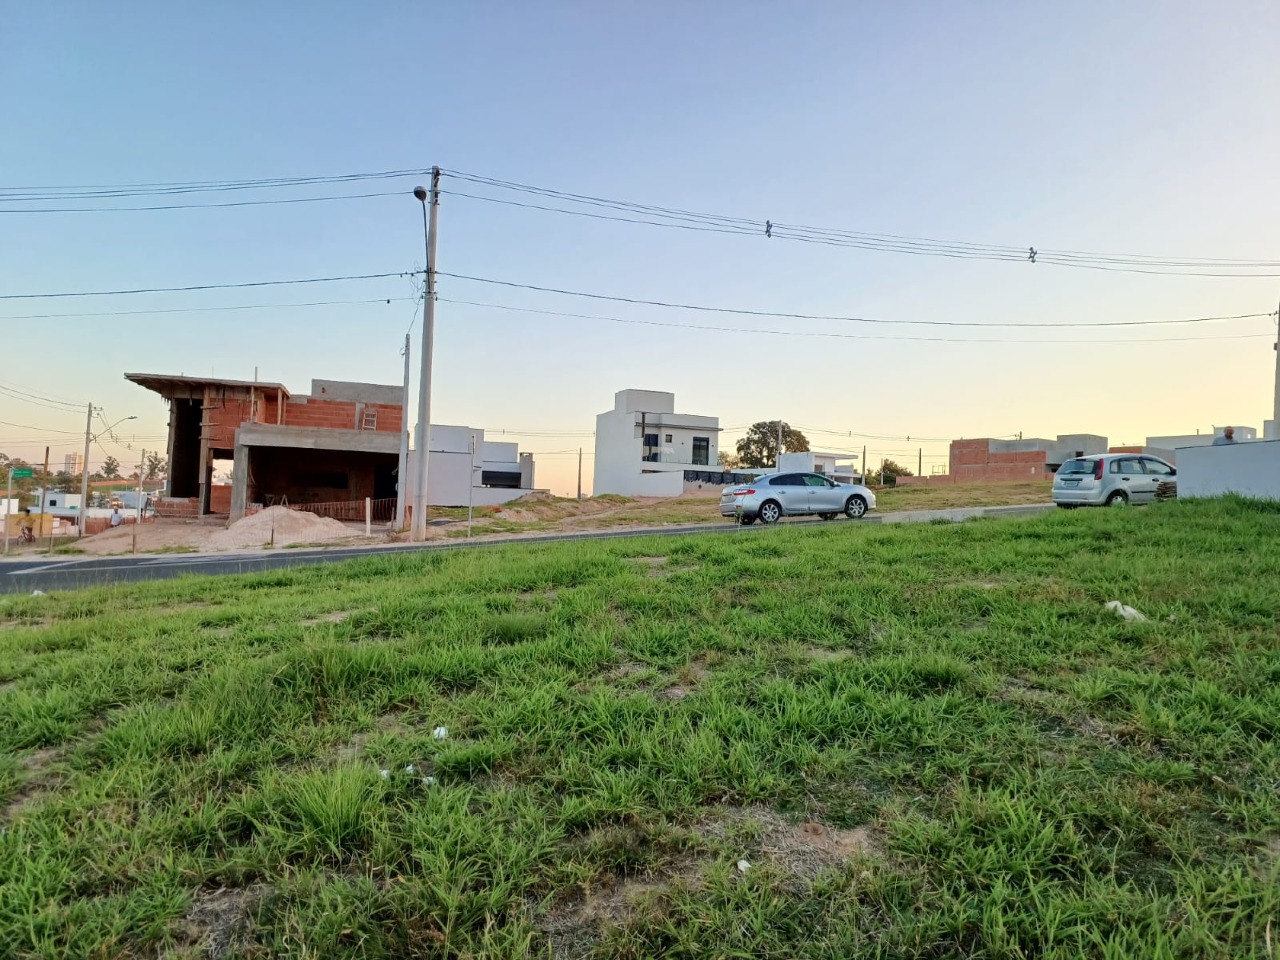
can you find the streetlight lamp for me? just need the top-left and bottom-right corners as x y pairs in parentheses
(410, 168), (440, 541)
(79, 413), (136, 536)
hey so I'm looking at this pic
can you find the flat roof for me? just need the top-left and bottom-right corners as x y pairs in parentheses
(126, 373), (290, 398)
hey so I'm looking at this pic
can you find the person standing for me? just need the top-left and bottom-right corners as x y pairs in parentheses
(1212, 427), (1237, 446)
(110, 507), (123, 527)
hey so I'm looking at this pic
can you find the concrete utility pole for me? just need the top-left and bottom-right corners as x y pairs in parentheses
(133, 450), (145, 555)
(1273, 294), (1280, 438)
(918, 448), (923, 477)
(395, 333), (410, 530)
(411, 167), (441, 541)
(40, 446), (50, 550)
(78, 403), (93, 537)
(776, 420), (783, 466)
(577, 447), (583, 500)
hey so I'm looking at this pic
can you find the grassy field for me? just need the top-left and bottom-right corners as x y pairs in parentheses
(439, 481), (1053, 539)
(1, 498), (1277, 958)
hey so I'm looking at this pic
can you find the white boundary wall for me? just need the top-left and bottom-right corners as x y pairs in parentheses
(1177, 439), (1280, 501)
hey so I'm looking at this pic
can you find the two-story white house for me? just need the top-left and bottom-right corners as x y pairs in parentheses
(594, 389), (720, 496)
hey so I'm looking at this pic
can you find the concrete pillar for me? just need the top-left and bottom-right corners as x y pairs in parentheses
(196, 390), (211, 518)
(519, 453), (535, 490)
(229, 441), (250, 522)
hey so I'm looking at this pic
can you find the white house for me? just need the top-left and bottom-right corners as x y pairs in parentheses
(777, 451), (862, 483)
(594, 389), (720, 496)
(406, 424), (537, 507)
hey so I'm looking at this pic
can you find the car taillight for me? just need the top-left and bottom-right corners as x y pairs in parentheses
(1093, 460), (1104, 480)
(739, 488), (754, 496)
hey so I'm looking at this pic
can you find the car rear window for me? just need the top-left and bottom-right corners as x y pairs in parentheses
(1058, 459), (1097, 474)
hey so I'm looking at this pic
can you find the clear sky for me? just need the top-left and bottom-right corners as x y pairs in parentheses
(4, 2), (1279, 494)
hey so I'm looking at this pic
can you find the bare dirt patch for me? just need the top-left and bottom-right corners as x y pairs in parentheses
(334, 712), (413, 761)
(537, 877), (674, 960)
(76, 521), (212, 556)
(300, 611), (354, 626)
(700, 806), (880, 882)
(3, 744), (68, 819)
(661, 658), (711, 701)
(173, 884), (269, 959)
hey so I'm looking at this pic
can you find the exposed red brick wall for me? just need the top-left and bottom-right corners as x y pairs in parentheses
(209, 485), (232, 514)
(1109, 445), (1144, 454)
(155, 497), (199, 518)
(282, 397), (402, 433)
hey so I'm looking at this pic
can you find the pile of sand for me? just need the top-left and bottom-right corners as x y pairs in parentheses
(205, 506), (354, 550)
(495, 492), (634, 523)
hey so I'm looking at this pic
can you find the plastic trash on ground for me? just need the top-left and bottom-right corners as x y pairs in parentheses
(1105, 600), (1148, 622)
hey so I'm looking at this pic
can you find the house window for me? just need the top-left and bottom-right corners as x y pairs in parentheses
(665, 434), (673, 444)
(692, 437), (710, 466)
(361, 409), (378, 430)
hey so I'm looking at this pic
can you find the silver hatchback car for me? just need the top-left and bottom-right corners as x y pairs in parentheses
(1053, 454), (1176, 508)
(720, 472), (877, 524)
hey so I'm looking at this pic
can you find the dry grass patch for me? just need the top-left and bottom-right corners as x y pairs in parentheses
(700, 805), (880, 884)
(169, 884), (269, 959)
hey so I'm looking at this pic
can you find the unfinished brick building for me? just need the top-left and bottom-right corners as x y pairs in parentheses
(126, 374), (404, 520)
(898, 433), (1108, 486)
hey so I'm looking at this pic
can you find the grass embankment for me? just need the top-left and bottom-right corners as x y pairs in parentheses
(443, 482), (1052, 538)
(1, 498), (1277, 958)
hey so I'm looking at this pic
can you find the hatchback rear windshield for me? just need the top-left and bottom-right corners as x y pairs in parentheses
(1058, 459), (1098, 474)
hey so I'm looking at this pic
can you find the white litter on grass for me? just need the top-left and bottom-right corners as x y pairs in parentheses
(1105, 601), (1148, 622)
(379, 769), (390, 779)
(736, 859), (751, 873)
(405, 764), (415, 774)
(31, 590), (45, 597)
(422, 775), (436, 786)
(432, 726), (449, 740)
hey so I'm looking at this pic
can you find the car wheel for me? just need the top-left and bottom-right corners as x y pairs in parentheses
(1105, 491), (1128, 507)
(739, 514), (756, 526)
(818, 512), (837, 521)
(845, 495), (868, 519)
(758, 500), (782, 524)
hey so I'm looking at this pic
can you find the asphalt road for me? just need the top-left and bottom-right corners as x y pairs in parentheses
(0, 504), (1052, 595)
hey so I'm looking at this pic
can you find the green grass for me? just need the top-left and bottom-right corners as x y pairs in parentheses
(1, 497), (1277, 958)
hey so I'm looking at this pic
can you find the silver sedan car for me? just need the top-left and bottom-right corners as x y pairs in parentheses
(720, 472), (877, 524)
(1053, 453), (1176, 507)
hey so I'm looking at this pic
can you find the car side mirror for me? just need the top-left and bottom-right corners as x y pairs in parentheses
(1169, 469), (1176, 477)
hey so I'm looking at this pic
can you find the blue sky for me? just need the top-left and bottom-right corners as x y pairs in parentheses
(4, 2), (1279, 493)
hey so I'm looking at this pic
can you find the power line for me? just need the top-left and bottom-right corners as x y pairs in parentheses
(0, 191), (403, 214)
(0, 271), (414, 301)
(442, 169), (1280, 277)
(0, 382), (85, 411)
(437, 293), (1275, 342)
(0, 168), (430, 201)
(0, 419), (82, 435)
(0, 297), (413, 322)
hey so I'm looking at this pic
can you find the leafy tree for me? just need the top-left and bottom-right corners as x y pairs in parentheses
(717, 450), (742, 470)
(868, 459), (914, 484)
(144, 452), (168, 482)
(100, 456), (121, 480)
(735, 421), (810, 468)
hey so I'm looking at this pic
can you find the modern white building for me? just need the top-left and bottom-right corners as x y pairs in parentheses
(594, 389), (720, 496)
(406, 424), (537, 507)
(64, 453), (84, 475)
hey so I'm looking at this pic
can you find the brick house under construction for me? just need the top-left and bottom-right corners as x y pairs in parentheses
(126, 374), (404, 521)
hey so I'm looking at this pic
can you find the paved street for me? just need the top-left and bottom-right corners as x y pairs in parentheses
(0, 504), (1052, 595)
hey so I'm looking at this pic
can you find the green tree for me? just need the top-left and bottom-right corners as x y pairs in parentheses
(735, 421), (810, 468)
(144, 452), (168, 482)
(869, 459), (914, 484)
(100, 456), (121, 480)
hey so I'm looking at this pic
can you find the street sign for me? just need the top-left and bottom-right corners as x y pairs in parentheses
(10, 468), (33, 479)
